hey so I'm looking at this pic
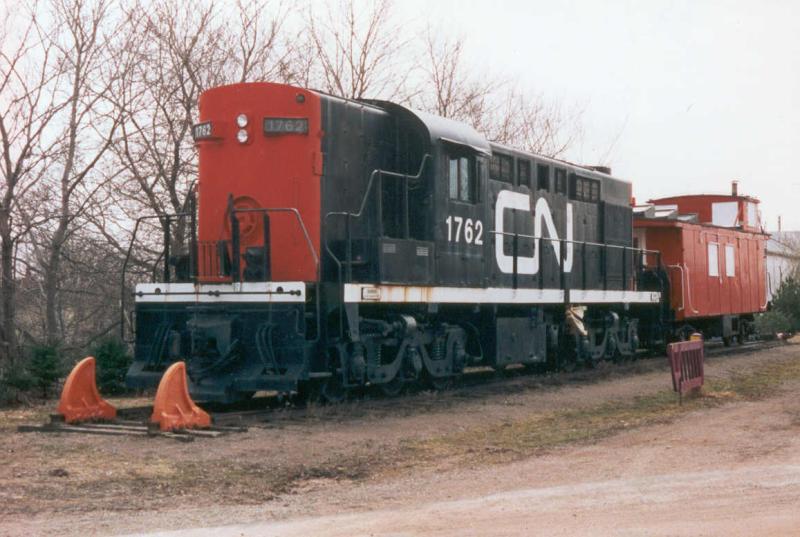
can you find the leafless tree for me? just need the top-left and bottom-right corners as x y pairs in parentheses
(0, 5), (68, 364)
(413, 29), (500, 129)
(19, 0), (127, 345)
(102, 0), (295, 278)
(413, 28), (582, 158)
(487, 88), (583, 158)
(303, 0), (410, 100)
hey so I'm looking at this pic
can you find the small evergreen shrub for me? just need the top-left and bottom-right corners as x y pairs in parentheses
(755, 310), (794, 337)
(772, 276), (800, 331)
(90, 338), (132, 394)
(28, 345), (62, 398)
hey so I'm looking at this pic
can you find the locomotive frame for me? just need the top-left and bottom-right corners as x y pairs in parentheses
(124, 82), (671, 403)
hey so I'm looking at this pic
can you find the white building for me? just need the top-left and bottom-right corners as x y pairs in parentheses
(766, 231), (800, 302)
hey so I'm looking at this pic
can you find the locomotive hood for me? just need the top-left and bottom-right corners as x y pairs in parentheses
(364, 100), (491, 156)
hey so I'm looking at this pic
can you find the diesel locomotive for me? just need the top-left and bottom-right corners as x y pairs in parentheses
(125, 81), (672, 403)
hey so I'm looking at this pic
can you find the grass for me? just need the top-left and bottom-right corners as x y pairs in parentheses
(4, 349), (800, 517)
(410, 354), (800, 464)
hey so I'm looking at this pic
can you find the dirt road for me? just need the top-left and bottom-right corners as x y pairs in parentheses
(3, 342), (800, 536)
(137, 396), (800, 536)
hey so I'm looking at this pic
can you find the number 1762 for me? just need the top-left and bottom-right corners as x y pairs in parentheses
(445, 216), (483, 245)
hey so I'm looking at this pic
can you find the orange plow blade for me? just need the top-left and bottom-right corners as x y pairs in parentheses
(57, 356), (117, 423)
(150, 361), (211, 432)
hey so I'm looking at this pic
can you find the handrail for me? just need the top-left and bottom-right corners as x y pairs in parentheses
(230, 207), (320, 271)
(666, 264), (685, 312)
(120, 212), (190, 341)
(490, 229), (661, 293)
(323, 154), (431, 338)
(490, 229), (660, 255)
(227, 204), (321, 345)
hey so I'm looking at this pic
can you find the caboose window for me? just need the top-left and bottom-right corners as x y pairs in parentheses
(537, 164), (550, 191)
(725, 244), (735, 277)
(708, 243), (720, 277)
(449, 154), (476, 203)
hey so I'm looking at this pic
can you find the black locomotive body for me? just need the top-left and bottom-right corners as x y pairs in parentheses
(126, 82), (663, 402)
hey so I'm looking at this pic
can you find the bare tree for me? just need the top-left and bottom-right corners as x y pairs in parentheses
(487, 88), (583, 158)
(413, 28), (582, 158)
(0, 6), (67, 364)
(303, 0), (409, 100)
(25, 0), (125, 345)
(414, 29), (500, 129)
(97, 0), (296, 309)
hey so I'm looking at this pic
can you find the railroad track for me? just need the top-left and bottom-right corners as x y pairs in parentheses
(164, 338), (788, 428)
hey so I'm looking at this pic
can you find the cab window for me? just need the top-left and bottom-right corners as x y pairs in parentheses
(448, 153), (477, 203)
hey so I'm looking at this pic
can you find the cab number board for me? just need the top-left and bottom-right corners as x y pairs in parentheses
(192, 121), (213, 140)
(263, 117), (308, 135)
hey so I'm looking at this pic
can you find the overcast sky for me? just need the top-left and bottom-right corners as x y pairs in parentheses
(398, 0), (800, 231)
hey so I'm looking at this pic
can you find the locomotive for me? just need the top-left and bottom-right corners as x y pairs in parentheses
(124, 81), (760, 403)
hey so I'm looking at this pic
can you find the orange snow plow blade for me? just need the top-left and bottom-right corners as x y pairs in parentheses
(150, 361), (211, 432)
(57, 356), (117, 423)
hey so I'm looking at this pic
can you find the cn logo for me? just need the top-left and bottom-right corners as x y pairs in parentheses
(494, 190), (573, 275)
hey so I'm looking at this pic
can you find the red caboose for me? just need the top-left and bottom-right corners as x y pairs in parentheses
(634, 183), (768, 343)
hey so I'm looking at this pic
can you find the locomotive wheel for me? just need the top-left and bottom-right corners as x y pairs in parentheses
(318, 346), (349, 404)
(321, 373), (347, 404)
(428, 374), (454, 391)
(294, 380), (322, 406)
(378, 375), (405, 397)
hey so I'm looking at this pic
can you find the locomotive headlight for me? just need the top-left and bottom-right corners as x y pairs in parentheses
(237, 129), (249, 144)
(236, 113), (248, 128)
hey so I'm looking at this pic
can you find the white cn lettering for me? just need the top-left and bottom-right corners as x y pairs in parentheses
(494, 190), (573, 275)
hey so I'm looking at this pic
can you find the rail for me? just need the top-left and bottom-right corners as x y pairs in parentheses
(226, 197), (320, 282)
(489, 229), (662, 294)
(227, 198), (322, 344)
(323, 155), (431, 338)
(120, 211), (191, 341)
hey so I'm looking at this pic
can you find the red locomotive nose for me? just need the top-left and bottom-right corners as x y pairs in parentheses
(194, 82), (322, 283)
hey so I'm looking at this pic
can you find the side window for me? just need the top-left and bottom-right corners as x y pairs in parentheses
(568, 174), (601, 202)
(554, 168), (567, 194)
(708, 243), (719, 277)
(725, 244), (735, 277)
(590, 180), (600, 202)
(490, 153), (514, 185)
(518, 160), (531, 188)
(537, 164), (550, 191)
(448, 153), (477, 203)
(489, 154), (501, 181)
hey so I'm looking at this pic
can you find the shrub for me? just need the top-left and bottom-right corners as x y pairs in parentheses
(90, 338), (132, 394)
(28, 345), (62, 398)
(755, 310), (794, 337)
(771, 277), (800, 331)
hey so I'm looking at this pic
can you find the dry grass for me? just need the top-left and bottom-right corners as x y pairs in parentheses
(3, 348), (800, 518)
(410, 354), (800, 464)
